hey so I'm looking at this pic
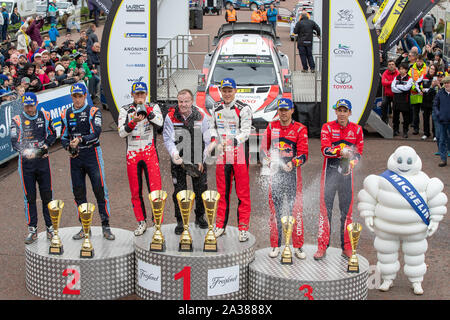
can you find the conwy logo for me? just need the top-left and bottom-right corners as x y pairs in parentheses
(333, 44), (354, 57)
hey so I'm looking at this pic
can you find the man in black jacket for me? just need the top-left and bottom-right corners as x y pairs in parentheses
(293, 13), (321, 73)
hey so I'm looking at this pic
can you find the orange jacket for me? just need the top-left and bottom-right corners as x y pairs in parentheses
(251, 10), (261, 23)
(259, 9), (267, 22)
(226, 9), (236, 22)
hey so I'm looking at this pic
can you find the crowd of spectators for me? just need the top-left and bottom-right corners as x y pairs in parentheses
(379, 13), (449, 166)
(0, 3), (102, 105)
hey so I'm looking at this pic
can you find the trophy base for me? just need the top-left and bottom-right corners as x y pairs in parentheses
(150, 242), (165, 252)
(49, 246), (64, 255)
(281, 256), (293, 265)
(347, 265), (360, 273)
(203, 243), (218, 252)
(179, 243), (193, 252)
(80, 249), (94, 259)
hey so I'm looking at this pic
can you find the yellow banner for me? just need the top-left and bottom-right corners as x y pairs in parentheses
(378, 0), (409, 44)
(372, 0), (389, 24)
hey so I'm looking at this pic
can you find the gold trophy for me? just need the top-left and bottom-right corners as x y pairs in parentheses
(177, 190), (195, 252)
(48, 200), (64, 255)
(347, 222), (363, 273)
(280, 216), (296, 265)
(79, 203), (95, 259)
(202, 190), (220, 252)
(149, 190), (167, 252)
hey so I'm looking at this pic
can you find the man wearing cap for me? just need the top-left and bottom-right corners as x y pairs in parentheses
(433, 76), (450, 167)
(314, 99), (364, 260)
(118, 82), (164, 236)
(10, 92), (56, 244)
(60, 83), (115, 240)
(206, 77), (252, 242)
(163, 89), (210, 235)
(260, 98), (309, 259)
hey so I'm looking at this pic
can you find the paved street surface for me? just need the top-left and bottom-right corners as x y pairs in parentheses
(0, 1), (448, 300)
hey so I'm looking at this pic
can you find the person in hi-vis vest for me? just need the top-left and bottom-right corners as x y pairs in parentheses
(225, 4), (237, 23)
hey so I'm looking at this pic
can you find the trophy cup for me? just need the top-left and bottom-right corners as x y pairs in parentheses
(48, 200), (64, 255)
(149, 190), (167, 252)
(280, 216), (296, 265)
(202, 190), (220, 252)
(79, 203), (95, 259)
(347, 222), (363, 273)
(177, 190), (195, 252)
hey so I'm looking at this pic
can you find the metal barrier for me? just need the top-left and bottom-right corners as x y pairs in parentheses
(293, 35), (322, 105)
(157, 34), (211, 101)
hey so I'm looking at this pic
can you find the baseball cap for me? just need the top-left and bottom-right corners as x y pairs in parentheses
(220, 78), (237, 89)
(131, 81), (148, 93)
(21, 77), (30, 84)
(70, 83), (87, 95)
(34, 52), (42, 58)
(442, 76), (450, 84)
(333, 99), (352, 110)
(277, 98), (294, 110)
(22, 92), (37, 105)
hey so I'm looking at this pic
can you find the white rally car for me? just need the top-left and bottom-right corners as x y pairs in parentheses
(196, 23), (293, 132)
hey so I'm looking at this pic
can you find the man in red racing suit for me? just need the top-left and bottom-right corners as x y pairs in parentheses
(260, 98), (309, 260)
(118, 82), (163, 236)
(315, 99), (364, 260)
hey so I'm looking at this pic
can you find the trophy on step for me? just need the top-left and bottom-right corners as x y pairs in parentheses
(280, 216), (295, 265)
(177, 190), (195, 252)
(79, 203), (95, 259)
(202, 190), (220, 252)
(347, 222), (362, 273)
(48, 200), (64, 255)
(149, 190), (168, 252)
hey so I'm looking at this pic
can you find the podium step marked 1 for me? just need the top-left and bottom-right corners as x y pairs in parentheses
(135, 224), (256, 300)
(25, 227), (135, 300)
(249, 245), (369, 300)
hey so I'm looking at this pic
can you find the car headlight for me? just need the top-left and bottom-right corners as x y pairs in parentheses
(264, 98), (279, 113)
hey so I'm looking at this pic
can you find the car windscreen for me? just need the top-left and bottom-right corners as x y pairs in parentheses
(210, 55), (277, 86)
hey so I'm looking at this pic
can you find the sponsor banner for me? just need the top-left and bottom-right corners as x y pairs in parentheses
(324, 0), (379, 125)
(378, 0), (409, 44)
(0, 83), (93, 164)
(383, 0), (441, 52)
(137, 260), (161, 293)
(207, 265), (240, 297)
(101, 0), (157, 123)
(91, 0), (112, 15)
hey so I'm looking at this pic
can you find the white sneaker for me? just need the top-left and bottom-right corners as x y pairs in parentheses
(294, 247), (306, 259)
(214, 227), (225, 238)
(379, 279), (393, 292)
(421, 135), (427, 140)
(134, 220), (147, 236)
(412, 282), (424, 295)
(268, 247), (280, 258)
(238, 230), (249, 242)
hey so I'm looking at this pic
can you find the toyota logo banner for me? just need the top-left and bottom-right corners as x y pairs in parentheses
(321, 0), (380, 126)
(100, 0), (157, 123)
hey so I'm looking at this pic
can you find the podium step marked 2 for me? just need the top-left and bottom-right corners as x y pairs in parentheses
(135, 224), (256, 300)
(249, 245), (369, 300)
(25, 227), (135, 300)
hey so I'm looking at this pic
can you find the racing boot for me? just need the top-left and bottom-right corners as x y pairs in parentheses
(313, 247), (327, 260)
(238, 230), (249, 242)
(134, 220), (147, 236)
(72, 227), (92, 240)
(174, 217), (184, 235)
(268, 247), (280, 258)
(46, 225), (54, 240)
(102, 225), (115, 240)
(194, 214), (208, 229)
(294, 247), (307, 259)
(25, 226), (37, 245)
(214, 227), (226, 238)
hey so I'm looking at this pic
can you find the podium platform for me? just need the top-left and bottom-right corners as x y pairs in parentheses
(25, 227), (135, 300)
(249, 245), (369, 300)
(135, 224), (256, 300)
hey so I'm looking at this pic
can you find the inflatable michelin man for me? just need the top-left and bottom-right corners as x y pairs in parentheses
(357, 146), (447, 295)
